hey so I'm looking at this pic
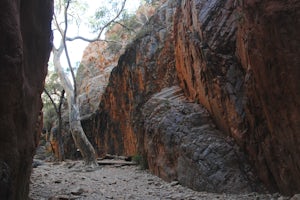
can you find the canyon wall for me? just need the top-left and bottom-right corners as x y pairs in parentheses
(82, 0), (264, 193)
(0, 0), (53, 199)
(77, 0), (300, 195)
(174, 0), (300, 194)
(90, 1), (178, 156)
(237, 0), (300, 194)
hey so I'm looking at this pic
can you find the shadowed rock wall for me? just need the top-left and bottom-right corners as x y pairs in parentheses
(142, 86), (264, 193)
(174, 0), (300, 194)
(237, 0), (300, 194)
(0, 0), (53, 199)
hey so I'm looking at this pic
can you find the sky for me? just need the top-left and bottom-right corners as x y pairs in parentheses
(50, 0), (140, 71)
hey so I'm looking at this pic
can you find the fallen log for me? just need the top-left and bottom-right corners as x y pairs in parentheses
(97, 160), (137, 166)
(99, 154), (132, 161)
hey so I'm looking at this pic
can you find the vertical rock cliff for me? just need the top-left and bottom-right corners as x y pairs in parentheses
(77, 0), (299, 195)
(0, 0), (53, 199)
(83, 0), (264, 193)
(174, 0), (244, 136)
(91, 1), (178, 156)
(237, 0), (300, 194)
(174, 0), (300, 194)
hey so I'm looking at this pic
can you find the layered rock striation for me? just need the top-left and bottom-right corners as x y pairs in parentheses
(174, 0), (300, 194)
(237, 0), (300, 194)
(90, 1), (178, 156)
(0, 0), (53, 199)
(77, 42), (121, 117)
(77, 0), (299, 195)
(142, 86), (263, 193)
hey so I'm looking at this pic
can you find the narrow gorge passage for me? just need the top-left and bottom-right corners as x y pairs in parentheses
(1, 0), (299, 199)
(29, 86), (293, 199)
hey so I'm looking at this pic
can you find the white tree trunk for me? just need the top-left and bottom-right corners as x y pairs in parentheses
(53, 40), (97, 167)
(50, 0), (127, 167)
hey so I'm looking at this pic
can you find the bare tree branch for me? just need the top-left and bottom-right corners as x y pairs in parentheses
(58, 90), (65, 114)
(97, 0), (127, 39)
(44, 89), (59, 114)
(50, 0), (129, 166)
(115, 21), (136, 33)
(53, 13), (64, 44)
(64, 0), (128, 44)
(66, 36), (121, 44)
(52, 40), (73, 96)
(63, 0), (78, 102)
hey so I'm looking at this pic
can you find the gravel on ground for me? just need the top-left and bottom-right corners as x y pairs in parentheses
(29, 160), (292, 200)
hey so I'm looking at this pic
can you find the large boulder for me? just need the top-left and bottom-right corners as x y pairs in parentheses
(142, 86), (264, 193)
(0, 0), (53, 198)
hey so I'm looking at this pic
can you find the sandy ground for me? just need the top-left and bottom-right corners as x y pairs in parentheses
(29, 160), (292, 200)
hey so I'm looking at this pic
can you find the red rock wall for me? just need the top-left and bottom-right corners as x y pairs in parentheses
(92, 2), (178, 157)
(237, 0), (300, 194)
(174, 0), (300, 194)
(142, 86), (265, 193)
(174, 0), (244, 142)
(82, 0), (299, 194)
(0, 0), (53, 198)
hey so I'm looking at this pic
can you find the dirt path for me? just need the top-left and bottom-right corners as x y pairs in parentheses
(29, 160), (290, 200)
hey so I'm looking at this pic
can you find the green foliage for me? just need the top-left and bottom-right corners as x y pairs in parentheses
(141, 0), (153, 4)
(42, 69), (65, 131)
(107, 42), (123, 54)
(88, 0), (125, 33)
(132, 154), (148, 170)
(43, 105), (57, 131)
(121, 12), (141, 30)
(105, 10), (143, 54)
(141, 0), (161, 6)
(55, 0), (88, 28)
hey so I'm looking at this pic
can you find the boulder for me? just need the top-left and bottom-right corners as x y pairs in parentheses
(142, 86), (264, 193)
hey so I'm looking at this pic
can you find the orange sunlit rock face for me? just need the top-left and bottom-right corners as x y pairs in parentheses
(78, 0), (299, 195)
(91, 1), (178, 157)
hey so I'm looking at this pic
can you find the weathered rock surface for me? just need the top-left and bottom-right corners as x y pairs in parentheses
(49, 1), (173, 162)
(90, 1), (178, 156)
(74, 0), (299, 195)
(174, 0), (300, 194)
(0, 0), (53, 199)
(77, 41), (120, 116)
(142, 86), (264, 193)
(174, 0), (243, 135)
(237, 0), (300, 194)
(76, 2), (167, 118)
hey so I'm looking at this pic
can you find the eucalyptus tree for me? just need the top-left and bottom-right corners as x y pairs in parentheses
(52, 0), (127, 167)
(42, 70), (65, 161)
